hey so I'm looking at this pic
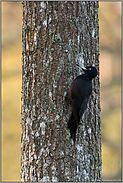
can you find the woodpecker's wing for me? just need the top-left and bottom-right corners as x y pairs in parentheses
(79, 96), (90, 117)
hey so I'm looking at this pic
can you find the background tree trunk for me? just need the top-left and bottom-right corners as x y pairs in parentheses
(21, 1), (102, 181)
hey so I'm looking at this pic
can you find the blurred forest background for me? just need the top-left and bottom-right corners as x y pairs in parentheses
(1, 1), (121, 181)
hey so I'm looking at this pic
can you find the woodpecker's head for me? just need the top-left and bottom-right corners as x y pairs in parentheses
(76, 64), (98, 80)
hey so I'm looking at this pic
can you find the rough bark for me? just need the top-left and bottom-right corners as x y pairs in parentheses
(21, 1), (102, 182)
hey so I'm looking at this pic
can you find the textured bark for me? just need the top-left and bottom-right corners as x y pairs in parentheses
(21, 1), (102, 182)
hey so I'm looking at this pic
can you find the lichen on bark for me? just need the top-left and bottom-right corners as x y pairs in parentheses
(21, 1), (102, 182)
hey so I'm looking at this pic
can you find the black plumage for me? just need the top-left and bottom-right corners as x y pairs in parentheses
(67, 65), (98, 141)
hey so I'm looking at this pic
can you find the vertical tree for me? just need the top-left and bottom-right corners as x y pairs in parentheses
(21, 1), (102, 182)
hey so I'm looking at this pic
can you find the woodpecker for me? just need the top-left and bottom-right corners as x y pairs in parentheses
(67, 64), (98, 141)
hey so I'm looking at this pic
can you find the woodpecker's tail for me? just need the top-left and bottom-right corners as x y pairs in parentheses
(67, 113), (77, 141)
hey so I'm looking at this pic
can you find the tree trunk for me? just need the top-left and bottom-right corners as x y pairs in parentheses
(21, 1), (102, 182)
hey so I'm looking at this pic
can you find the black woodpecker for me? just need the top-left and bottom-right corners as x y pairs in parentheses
(67, 64), (98, 141)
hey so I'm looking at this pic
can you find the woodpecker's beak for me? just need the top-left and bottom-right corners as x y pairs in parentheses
(76, 64), (87, 71)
